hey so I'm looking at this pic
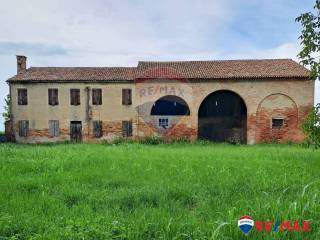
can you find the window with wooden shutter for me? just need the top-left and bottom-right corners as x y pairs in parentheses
(49, 120), (59, 137)
(70, 89), (80, 105)
(92, 89), (102, 105)
(122, 89), (132, 105)
(93, 121), (103, 138)
(48, 89), (59, 106)
(18, 89), (28, 105)
(18, 120), (29, 137)
(122, 121), (132, 137)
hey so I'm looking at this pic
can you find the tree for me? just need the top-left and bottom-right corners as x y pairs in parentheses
(2, 94), (11, 122)
(302, 103), (320, 148)
(296, 0), (320, 80)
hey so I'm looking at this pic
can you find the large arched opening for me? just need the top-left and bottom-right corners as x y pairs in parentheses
(151, 95), (190, 116)
(198, 90), (247, 143)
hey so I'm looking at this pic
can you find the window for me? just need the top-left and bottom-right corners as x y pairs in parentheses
(272, 118), (284, 128)
(18, 120), (29, 137)
(122, 121), (132, 137)
(92, 89), (102, 105)
(70, 89), (80, 105)
(93, 121), (103, 138)
(18, 89), (28, 105)
(48, 89), (59, 106)
(158, 118), (169, 128)
(49, 120), (59, 137)
(122, 89), (132, 105)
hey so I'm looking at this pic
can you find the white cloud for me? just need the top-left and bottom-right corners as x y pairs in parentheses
(0, 0), (319, 131)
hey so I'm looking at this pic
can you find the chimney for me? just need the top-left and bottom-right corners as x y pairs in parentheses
(16, 55), (27, 74)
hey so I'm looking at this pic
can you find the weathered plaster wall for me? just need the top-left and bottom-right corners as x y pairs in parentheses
(10, 82), (136, 143)
(10, 78), (314, 144)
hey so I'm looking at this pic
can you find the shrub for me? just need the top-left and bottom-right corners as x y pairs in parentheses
(302, 103), (320, 148)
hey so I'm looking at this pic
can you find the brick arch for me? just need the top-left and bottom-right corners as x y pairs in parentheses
(255, 93), (300, 143)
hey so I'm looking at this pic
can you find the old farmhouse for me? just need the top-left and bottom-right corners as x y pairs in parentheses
(6, 55), (314, 144)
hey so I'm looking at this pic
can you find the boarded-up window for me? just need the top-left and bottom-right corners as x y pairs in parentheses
(49, 120), (59, 137)
(70, 89), (80, 105)
(18, 89), (28, 105)
(93, 121), (103, 138)
(92, 89), (102, 105)
(122, 89), (132, 105)
(48, 89), (59, 106)
(18, 120), (29, 137)
(122, 121), (132, 137)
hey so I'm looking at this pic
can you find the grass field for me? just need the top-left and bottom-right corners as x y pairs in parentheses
(0, 142), (319, 239)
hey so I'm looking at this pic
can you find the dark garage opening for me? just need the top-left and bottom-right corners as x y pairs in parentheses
(151, 95), (190, 116)
(198, 90), (247, 143)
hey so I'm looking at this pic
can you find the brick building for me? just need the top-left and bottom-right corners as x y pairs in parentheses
(7, 55), (314, 144)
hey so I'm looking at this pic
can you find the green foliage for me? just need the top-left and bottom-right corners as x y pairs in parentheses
(0, 143), (319, 239)
(2, 94), (11, 121)
(302, 103), (320, 148)
(296, 0), (320, 80)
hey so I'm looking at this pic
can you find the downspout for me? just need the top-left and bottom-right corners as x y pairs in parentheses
(85, 87), (91, 140)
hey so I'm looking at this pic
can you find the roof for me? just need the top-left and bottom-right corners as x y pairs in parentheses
(7, 59), (310, 83)
(8, 67), (137, 82)
(137, 59), (310, 79)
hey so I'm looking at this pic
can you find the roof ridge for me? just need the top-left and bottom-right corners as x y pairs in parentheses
(138, 58), (293, 64)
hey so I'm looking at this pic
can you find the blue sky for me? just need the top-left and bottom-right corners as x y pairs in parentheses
(0, 0), (319, 131)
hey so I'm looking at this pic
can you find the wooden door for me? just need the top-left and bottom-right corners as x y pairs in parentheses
(70, 121), (82, 142)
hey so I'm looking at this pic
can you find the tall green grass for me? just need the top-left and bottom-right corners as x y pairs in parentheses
(0, 143), (319, 239)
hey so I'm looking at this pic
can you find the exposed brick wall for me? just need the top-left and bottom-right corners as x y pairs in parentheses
(255, 94), (304, 143)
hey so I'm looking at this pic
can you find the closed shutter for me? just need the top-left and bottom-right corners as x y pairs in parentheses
(122, 121), (132, 137)
(18, 89), (28, 105)
(48, 89), (59, 106)
(70, 89), (80, 105)
(92, 89), (102, 105)
(122, 89), (132, 105)
(49, 120), (59, 137)
(19, 120), (29, 137)
(93, 121), (103, 138)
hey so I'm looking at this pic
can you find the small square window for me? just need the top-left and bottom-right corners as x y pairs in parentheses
(272, 118), (284, 128)
(159, 118), (169, 128)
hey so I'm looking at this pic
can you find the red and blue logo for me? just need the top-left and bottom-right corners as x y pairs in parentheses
(238, 216), (254, 235)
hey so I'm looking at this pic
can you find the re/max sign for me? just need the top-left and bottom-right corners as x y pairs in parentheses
(255, 220), (311, 232)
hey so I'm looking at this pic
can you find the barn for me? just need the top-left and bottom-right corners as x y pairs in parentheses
(7, 55), (314, 144)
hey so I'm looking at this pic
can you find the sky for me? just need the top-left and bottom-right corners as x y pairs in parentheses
(0, 0), (319, 131)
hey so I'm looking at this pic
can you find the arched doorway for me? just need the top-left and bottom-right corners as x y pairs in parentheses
(198, 90), (247, 143)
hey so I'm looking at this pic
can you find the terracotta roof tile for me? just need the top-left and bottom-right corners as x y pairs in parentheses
(137, 59), (310, 79)
(8, 67), (137, 82)
(7, 59), (310, 82)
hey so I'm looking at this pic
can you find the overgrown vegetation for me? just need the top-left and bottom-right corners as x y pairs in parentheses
(0, 143), (319, 239)
(303, 103), (320, 148)
(2, 94), (11, 122)
(296, 0), (320, 80)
